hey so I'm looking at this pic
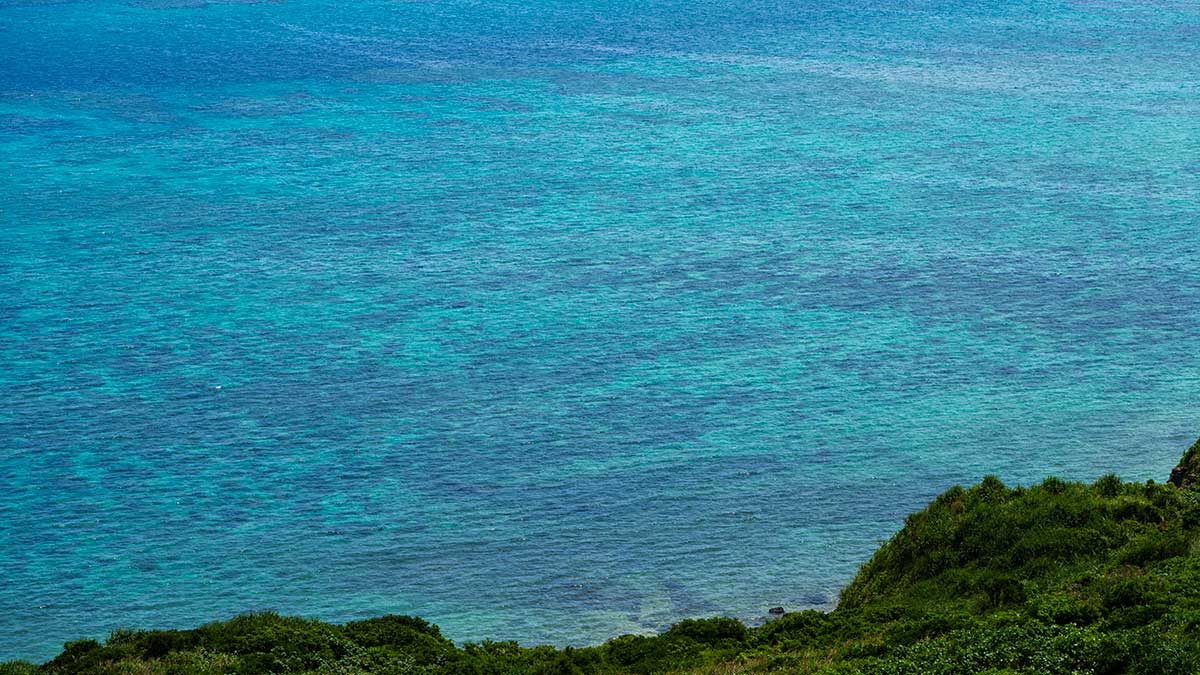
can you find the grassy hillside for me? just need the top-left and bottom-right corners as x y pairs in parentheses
(7, 439), (1200, 675)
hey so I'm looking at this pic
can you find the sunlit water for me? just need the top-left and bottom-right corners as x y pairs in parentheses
(2, 0), (1199, 662)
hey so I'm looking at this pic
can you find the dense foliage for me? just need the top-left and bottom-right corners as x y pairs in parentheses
(7, 441), (1200, 675)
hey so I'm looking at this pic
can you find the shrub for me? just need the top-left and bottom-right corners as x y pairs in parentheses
(1041, 476), (1069, 495)
(340, 614), (454, 667)
(662, 618), (748, 645)
(601, 634), (658, 668)
(109, 628), (198, 658)
(974, 572), (1027, 610)
(1129, 635), (1200, 675)
(341, 615), (444, 646)
(755, 610), (835, 647)
(1029, 590), (1101, 626)
(41, 639), (111, 674)
(1117, 529), (1190, 566)
(1095, 473), (1122, 498)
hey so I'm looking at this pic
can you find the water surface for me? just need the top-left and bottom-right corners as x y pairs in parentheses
(2, 0), (1199, 662)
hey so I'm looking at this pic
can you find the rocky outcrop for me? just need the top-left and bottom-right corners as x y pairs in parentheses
(1167, 438), (1200, 489)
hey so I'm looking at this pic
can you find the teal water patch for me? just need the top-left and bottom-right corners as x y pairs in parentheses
(2, 0), (1200, 663)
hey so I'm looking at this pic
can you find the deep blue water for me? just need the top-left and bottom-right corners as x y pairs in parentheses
(2, 0), (1200, 663)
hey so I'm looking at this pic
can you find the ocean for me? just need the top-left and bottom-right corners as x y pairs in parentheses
(1, 0), (1198, 662)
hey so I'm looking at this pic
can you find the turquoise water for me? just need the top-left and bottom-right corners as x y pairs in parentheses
(2, 0), (1199, 662)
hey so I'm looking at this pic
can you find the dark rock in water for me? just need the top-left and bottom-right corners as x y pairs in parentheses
(768, 606), (785, 615)
(1168, 438), (1200, 489)
(1168, 465), (1194, 488)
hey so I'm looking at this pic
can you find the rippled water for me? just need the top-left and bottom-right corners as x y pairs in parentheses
(2, 0), (1199, 662)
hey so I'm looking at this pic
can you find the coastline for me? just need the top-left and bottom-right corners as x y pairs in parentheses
(10, 439), (1199, 674)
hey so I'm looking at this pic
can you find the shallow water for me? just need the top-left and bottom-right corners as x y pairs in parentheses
(2, 0), (1199, 662)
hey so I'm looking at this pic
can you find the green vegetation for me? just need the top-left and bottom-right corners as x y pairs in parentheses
(10, 440), (1200, 674)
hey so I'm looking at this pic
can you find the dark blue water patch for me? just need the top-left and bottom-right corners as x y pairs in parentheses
(0, 112), (79, 137)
